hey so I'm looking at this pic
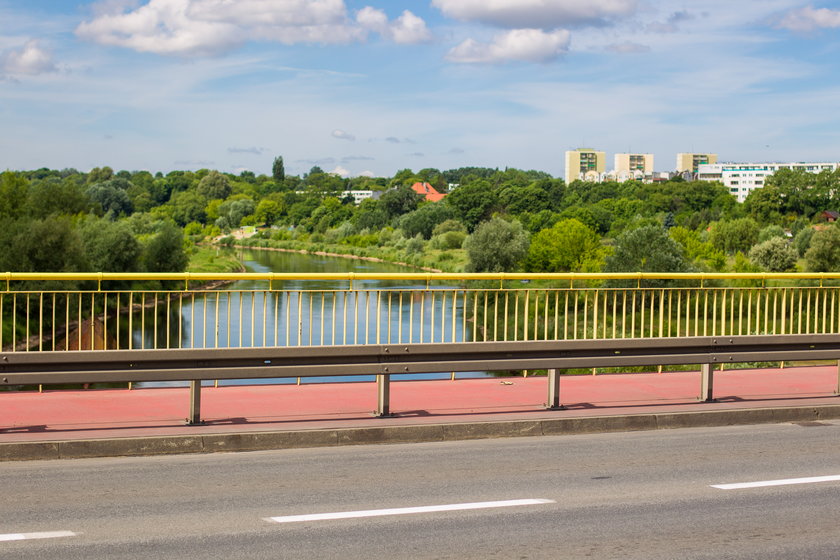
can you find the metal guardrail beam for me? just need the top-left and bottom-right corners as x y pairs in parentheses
(3, 335), (840, 422)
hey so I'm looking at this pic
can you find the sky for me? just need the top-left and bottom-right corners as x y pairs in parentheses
(1, 0), (839, 179)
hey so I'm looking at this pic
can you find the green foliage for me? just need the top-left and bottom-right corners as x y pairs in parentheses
(272, 156), (285, 183)
(379, 185), (423, 220)
(749, 237), (798, 272)
(604, 226), (693, 285)
(0, 171), (30, 219)
(464, 218), (529, 272)
(216, 198), (256, 230)
(197, 171), (232, 200)
(86, 179), (134, 217)
(143, 222), (188, 272)
(805, 226), (840, 272)
(444, 180), (498, 232)
(399, 202), (454, 239)
(169, 191), (207, 226)
(669, 226), (726, 271)
(793, 227), (815, 257)
(78, 217), (142, 272)
(524, 219), (603, 272)
(709, 218), (759, 255)
(757, 224), (786, 243)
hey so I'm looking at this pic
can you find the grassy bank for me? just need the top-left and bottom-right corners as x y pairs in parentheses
(226, 236), (468, 272)
(187, 246), (245, 273)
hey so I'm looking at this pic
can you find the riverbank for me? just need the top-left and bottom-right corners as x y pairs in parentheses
(226, 236), (465, 273)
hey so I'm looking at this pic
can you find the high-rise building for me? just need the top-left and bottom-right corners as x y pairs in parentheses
(676, 153), (718, 173)
(698, 161), (840, 202)
(614, 153), (654, 176)
(565, 149), (606, 184)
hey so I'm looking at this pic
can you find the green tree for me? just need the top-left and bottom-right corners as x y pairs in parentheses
(464, 218), (529, 272)
(143, 222), (188, 272)
(444, 180), (498, 232)
(757, 224), (786, 243)
(79, 217), (142, 272)
(379, 185), (423, 220)
(272, 156), (285, 183)
(708, 218), (759, 255)
(399, 202), (454, 239)
(524, 219), (603, 272)
(749, 237), (797, 272)
(793, 227), (815, 257)
(197, 171), (232, 200)
(86, 180), (134, 217)
(0, 171), (29, 218)
(604, 226), (693, 286)
(805, 226), (840, 272)
(170, 191), (207, 226)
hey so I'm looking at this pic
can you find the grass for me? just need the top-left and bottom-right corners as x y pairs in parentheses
(187, 246), (244, 273)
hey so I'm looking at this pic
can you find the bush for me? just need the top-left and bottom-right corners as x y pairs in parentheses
(748, 237), (797, 272)
(464, 218), (529, 272)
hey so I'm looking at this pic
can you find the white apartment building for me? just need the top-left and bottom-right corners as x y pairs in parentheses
(698, 162), (840, 203)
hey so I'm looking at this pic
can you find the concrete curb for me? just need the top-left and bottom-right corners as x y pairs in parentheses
(4, 404), (840, 461)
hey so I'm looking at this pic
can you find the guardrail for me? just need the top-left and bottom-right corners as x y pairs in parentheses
(3, 334), (840, 423)
(5, 272), (840, 355)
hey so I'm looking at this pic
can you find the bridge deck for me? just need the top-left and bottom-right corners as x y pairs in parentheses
(1, 365), (838, 444)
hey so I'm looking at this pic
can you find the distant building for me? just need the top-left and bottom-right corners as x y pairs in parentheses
(341, 190), (374, 205)
(676, 153), (718, 173)
(565, 149), (606, 184)
(410, 182), (446, 202)
(698, 162), (840, 203)
(614, 153), (654, 176)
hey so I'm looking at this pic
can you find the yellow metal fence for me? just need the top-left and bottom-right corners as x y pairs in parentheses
(4, 272), (840, 353)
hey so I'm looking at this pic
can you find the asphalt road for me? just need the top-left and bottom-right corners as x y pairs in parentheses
(3, 421), (840, 559)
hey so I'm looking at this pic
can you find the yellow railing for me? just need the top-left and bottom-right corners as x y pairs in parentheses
(4, 272), (840, 352)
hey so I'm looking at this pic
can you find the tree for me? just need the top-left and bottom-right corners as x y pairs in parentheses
(0, 171), (29, 218)
(805, 226), (840, 272)
(464, 218), (529, 272)
(216, 198), (256, 230)
(143, 222), (188, 272)
(444, 180), (498, 232)
(79, 217), (142, 272)
(197, 171), (232, 200)
(272, 156), (285, 183)
(379, 185), (423, 221)
(708, 218), (759, 255)
(524, 219), (603, 272)
(86, 180), (134, 217)
(757, 224), (786, 243)
(604, 225), (693, 286)
(399, 202), (454, 239)
(170, 191), (207, 226)
(749, 237), (797, 272)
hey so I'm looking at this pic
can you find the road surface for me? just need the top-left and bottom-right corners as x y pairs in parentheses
(3, 421), (840, 559)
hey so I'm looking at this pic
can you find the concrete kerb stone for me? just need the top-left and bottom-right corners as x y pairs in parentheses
(0, 441), (59, 462)
(58, 436), (204, 459)
(6, 404), (840, 461)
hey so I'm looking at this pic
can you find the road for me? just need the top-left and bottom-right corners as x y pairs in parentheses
(3, 422), (840, 559)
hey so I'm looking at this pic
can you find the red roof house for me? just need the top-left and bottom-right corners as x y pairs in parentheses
(410, 182), (446, 202)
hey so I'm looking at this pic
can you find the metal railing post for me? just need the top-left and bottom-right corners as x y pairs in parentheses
(835, 361), (840, 396)
(700, 363), (715, 402)
(546, 368), (564, 410)
(375, 374), (394, 417)
(188, 380), (203, 425)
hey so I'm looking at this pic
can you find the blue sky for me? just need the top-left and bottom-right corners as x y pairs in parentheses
(1, 0), (839, 178)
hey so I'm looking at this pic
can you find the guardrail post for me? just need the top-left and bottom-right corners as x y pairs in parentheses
(187, 380), (203, 425)
(546, 368), (565, 410)
(375, 374), (394, 417)
(700, 364), (715, 402)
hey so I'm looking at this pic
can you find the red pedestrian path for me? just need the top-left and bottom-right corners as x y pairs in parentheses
(2, 366), (839, 443)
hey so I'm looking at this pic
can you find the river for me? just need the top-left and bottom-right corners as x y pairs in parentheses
(141, 249), (486, 387)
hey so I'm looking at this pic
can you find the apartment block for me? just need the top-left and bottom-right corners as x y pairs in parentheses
(698, 162), (840, 203)
(565, 149), (606, 184)
(676, 153), (718, 173)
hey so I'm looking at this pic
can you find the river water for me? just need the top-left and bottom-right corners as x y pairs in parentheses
(141, 249), (486, 386)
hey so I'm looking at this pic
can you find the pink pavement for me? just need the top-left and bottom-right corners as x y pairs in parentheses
(1, 366), (839, 443)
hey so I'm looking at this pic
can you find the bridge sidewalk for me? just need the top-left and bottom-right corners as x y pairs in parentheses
(2, 366), (839, 447)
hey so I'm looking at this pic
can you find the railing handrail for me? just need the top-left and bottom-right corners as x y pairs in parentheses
(5, 271), (840, 283)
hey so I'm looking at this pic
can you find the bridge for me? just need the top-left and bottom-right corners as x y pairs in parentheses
(4, 272), (840, 425)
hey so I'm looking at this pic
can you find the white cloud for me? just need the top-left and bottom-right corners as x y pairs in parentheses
(446, 28), (570, 64)
(76, 0), (429, 56)
(0, 40), (57, 75)
(779, 5), (840, 32)
(432, 0), (637, 29)
(356, 8), (431, 44)
(329, 165), (350, 177)
(605, 41), (650, 54)
(332, 129), (356, 141)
